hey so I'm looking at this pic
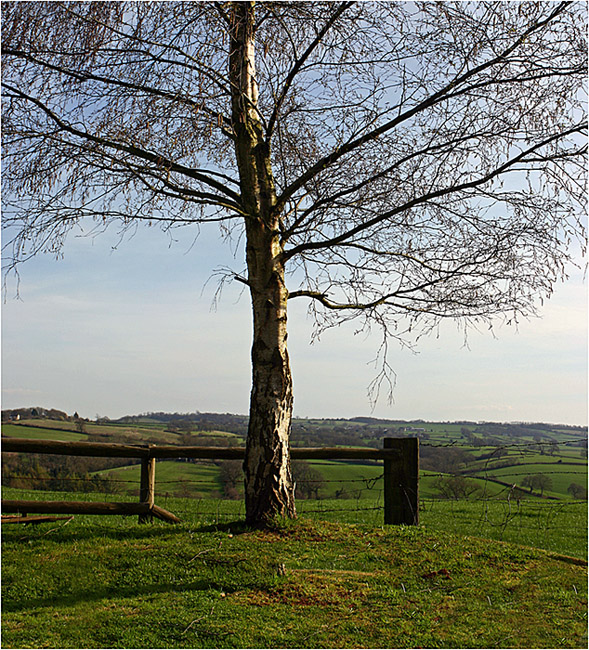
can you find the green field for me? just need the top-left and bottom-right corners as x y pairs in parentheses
(481, 463), (587, 496)
(3, 420), (182, 445)
(3, 487), (587, 560)
(420, 473), (507, 499)
(1, 423), (88, 442)
(92, 457), (584, 502)
(96, 461), (224, 498)
(3, 416), (586, 559)
(2, 499), (587, 648)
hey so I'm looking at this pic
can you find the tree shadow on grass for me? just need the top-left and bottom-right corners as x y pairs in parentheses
(1, 518), (251, 544)
(2, 578), (226, 613)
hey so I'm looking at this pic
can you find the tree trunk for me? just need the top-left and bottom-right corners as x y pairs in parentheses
(229, 1), (296, 526)
(244, 224), (296, 525)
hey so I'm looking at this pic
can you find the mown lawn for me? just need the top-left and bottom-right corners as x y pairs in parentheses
(2, 516), (587, 649)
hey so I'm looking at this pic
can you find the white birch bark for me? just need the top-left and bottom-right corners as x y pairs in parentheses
(229, 1), (295, 525)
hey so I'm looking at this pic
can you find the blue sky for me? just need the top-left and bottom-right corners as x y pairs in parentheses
(2, 221), (587, 425)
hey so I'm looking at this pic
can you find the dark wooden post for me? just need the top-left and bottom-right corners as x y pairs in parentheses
(383, 437), (419, 525)
(138, 453), (156, 524)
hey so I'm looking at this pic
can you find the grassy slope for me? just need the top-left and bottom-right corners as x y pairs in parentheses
(486, 464), (587, 496)
(100, 461), (224, 497)
(1, 423), (88, 442)
(95, 456), (580, 501)
(3, 420), (180, 444)
(99, 459), (387, 499)
(1, 517), (586, 649)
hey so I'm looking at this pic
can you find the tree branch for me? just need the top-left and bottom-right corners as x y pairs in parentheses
(2, 83), (242, 205)
(2, 46), (234, 138)
(266, 2), (355, 139)
(59, 2), (234, 97)
(275, 1), (571, 213)
(281, 127), (514, 241)
(282, 123), (586, 261)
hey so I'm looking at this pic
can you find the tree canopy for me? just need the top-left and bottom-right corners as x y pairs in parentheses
(2, 1), (587, 524)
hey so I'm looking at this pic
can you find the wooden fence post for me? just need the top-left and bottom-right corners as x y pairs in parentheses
(383, 437), (419, 525)
(138, 453), (156, 524)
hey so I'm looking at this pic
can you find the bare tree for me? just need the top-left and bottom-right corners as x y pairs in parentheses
(433, 475), (481, 500)
(2, 2), (586, 526)
(567, 482), (588, 499)
(219, 460), (244, 499)
(522, 473), (553, 496)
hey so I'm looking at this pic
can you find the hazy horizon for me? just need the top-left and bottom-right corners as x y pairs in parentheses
(3, 402), (588, 429)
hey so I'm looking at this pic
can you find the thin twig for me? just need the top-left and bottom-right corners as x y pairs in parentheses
(182, 605), (216, 635)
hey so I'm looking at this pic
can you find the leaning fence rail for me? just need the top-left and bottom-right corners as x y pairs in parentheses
(1, 437), (419, 525)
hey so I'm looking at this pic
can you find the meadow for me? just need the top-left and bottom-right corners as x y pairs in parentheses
(2, 416), (587, 648)
(1, 505), (587, 649)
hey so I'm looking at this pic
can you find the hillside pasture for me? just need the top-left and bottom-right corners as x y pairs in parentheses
(15, 419), (81, 431)
(95, 461), (224, 498)
(94, 459), (386, 501)
(1, 420), (239, 446)
(1, 423), (88, 442)
(3, 416), (585, 518)
(482, 463), (587, 497)
(302, 460), (383, 500)
(470, 446), (586, 465)
(190, 430), (241, 439)
(419, 473), (507, 499)
(97, 459), (558, 503)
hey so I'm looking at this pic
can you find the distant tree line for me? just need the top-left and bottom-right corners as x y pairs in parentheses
(521, 473), (553, 496)
(1, 453), (125, 493)
(2, 407), (70, 422)
(432, 476), (482, 500)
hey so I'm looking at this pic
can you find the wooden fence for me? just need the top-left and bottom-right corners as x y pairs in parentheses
(1, 437), (419, 525)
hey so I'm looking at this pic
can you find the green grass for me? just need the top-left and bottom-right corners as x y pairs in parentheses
(191, 430), (241, 439)
(13, 419), (81, 431)
(471, 450), (585, 466)
(3, 420), (183, 444)
(420, 499), (588, 559)
(420, 473), (507, 499)
(1, 424), (88, 442)
(3, 486), (587, 560)
(1, 515), (586, 649)
(93, 459), (386, 500)
(295, 498), (588, 560)
(481, 464), (587, 496)
(97, 461), (224, 498)
(94, 456), (584, 502)
(306, 460), (383, 499)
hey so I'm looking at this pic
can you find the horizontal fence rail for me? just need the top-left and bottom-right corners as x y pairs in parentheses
(1, 438), (403, 460)
(1, 499), (181, 523)
(1, 437), (418, 526)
